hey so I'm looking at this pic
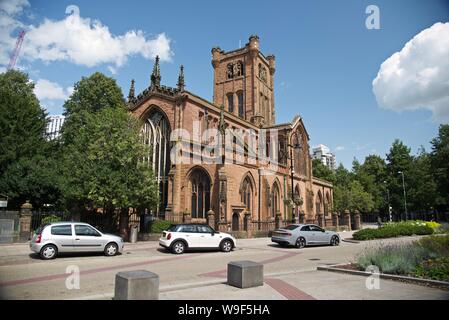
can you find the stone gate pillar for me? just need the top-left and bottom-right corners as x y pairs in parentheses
(343, 210), (351, 230)
(332, 212), (339, 229)
(19, 200), (33, 242)
(354, 210), (361, 230)
(182, 212), (191, 224)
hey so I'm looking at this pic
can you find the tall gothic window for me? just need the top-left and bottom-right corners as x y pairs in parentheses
(241, 177), (253, 213)
(141, 108), (171, 218)
(237, 91), (244, 118)
(271, 183), (280, 217)
(190, 168), (211, 219)
(316, 191), (323, 215)
(227, 93), (234, 113)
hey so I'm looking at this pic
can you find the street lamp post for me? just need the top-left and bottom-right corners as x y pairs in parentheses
(285, 129), (301, 223)
(398, 171), (408, 221)
(383, 181), (392, 222)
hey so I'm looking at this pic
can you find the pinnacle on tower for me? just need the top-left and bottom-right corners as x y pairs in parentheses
(128, 79), (135, 102)
(150, 55), (161, 87)
(177, 65), (185, 91)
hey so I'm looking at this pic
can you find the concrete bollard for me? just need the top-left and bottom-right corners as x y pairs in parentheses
(114, 270), (159, 300)
(227, 260), (263, 289)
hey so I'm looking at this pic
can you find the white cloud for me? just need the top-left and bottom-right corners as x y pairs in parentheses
(0, 2), (173, 72)
(335, 146), (345, 152)
(0, 0), (29, 16)
(34, 79), (72, 101)
(373, 22), (449, 123)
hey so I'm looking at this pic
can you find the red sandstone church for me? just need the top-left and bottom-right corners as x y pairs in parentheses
(127, 36), (334, 234)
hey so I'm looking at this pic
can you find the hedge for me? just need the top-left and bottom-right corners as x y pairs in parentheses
(353, 221), (434, 240)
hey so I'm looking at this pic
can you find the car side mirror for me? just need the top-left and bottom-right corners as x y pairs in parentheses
(211, 231), (215, 236)
(322, 229), (326, 232)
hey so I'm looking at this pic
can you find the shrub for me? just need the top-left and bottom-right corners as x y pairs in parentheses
(413, 257), (449, 281)
(150, 219), (174, 233)
(353, 221), (434, 240)
(356, 243), (429, 274)
(356, 234), (449, 277)
(41, 214), (61, 225)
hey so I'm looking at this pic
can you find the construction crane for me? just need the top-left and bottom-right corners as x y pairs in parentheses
(7, 30), (26, 70)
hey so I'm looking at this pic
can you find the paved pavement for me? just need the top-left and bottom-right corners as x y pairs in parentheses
(0, 232), (448, 300)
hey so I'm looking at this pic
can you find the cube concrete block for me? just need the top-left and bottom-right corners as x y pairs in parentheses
(227, 260), (263, 289)
(114, 270), (159, 300)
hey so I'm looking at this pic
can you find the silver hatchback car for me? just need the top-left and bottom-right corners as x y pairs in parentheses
(30, 222), (124, 259)
(271, 224), (340, 248)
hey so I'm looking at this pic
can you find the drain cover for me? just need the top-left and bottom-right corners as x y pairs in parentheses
(309, 258), (321, 261)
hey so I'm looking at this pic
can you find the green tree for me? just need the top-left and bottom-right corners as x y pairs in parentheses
(62, 106), (159, 234)
(0, 70), (61, 208)
(407, 147), (437, 214)
(61, 72), (126, 145)
(353, 155), (387, 213)
(385, 139), (413, 219)
(312, 159), (336, 184)
(430, 125), (449, 208)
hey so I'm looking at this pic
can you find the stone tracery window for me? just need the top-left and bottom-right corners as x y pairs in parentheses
(241, 176), (253, 214)
(141, 108), (171, 217)
(270, 183), (280, 217)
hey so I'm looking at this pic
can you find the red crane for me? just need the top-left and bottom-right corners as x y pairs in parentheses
(7, 30), (26, 70)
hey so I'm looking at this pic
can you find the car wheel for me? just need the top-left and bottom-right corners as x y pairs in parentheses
(104, 242), (118, 256)
(330, 235), (340, 246)
(40, 244), (58, 260)
(220, 239), (233, 252)
(171, 241), (186, 254)
(295, 237), (306, 249)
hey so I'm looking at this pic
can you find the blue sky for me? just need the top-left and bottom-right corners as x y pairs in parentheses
(1, 0), (448, 168)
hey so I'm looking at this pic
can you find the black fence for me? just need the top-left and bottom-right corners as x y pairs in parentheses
(31, 210), (71, 231)
(31, 209), (143, 233)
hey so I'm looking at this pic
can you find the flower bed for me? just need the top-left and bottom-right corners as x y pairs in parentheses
(353, 220), (435, 240)
(355, 235), (449, 281)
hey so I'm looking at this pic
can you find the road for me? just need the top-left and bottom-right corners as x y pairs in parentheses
(0, 233), (448, 300)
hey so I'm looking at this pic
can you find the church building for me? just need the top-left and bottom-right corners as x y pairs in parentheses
(127, 36), (334, 234)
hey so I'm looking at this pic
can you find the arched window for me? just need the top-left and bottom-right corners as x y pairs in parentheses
(141, 108), (171, 218)
(316, 191), (323, 215)
(241, 177), (253, 213)
(190, 168), (211, 219)
(271, 183), (280, 217)
(237, 91), (244, 118)
(227, 63), (234, 79)
(227, 93), (234, 113)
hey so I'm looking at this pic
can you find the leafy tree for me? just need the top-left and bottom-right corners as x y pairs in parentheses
(430, 125), (449, 208)
(61, 72), (126, 145)
(385, 139), (413, 219)
(353, 155), (387, 213)
(407, 147), (437, 214)
(61, 106), (159, 235)
(0, 70), (61, 209)
(312, 159), (336, 184)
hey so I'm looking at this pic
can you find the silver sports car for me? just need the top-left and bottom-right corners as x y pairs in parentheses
(271, 224), (340, 248)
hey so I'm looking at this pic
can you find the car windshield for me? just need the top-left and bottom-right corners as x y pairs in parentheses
(35, 224), (49, 235)
(283, 225), (299, 230)
(167, 224), (179, 231)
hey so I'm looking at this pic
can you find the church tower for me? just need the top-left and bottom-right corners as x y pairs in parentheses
(211, 35), (276, 127)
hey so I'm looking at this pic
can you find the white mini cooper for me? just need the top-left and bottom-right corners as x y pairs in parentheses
(159, 223), (236, 254)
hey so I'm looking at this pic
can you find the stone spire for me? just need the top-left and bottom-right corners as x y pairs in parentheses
(177, 65), (185, 91)
(128, 79), (135, 102)
(150, 55), (161, 87)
